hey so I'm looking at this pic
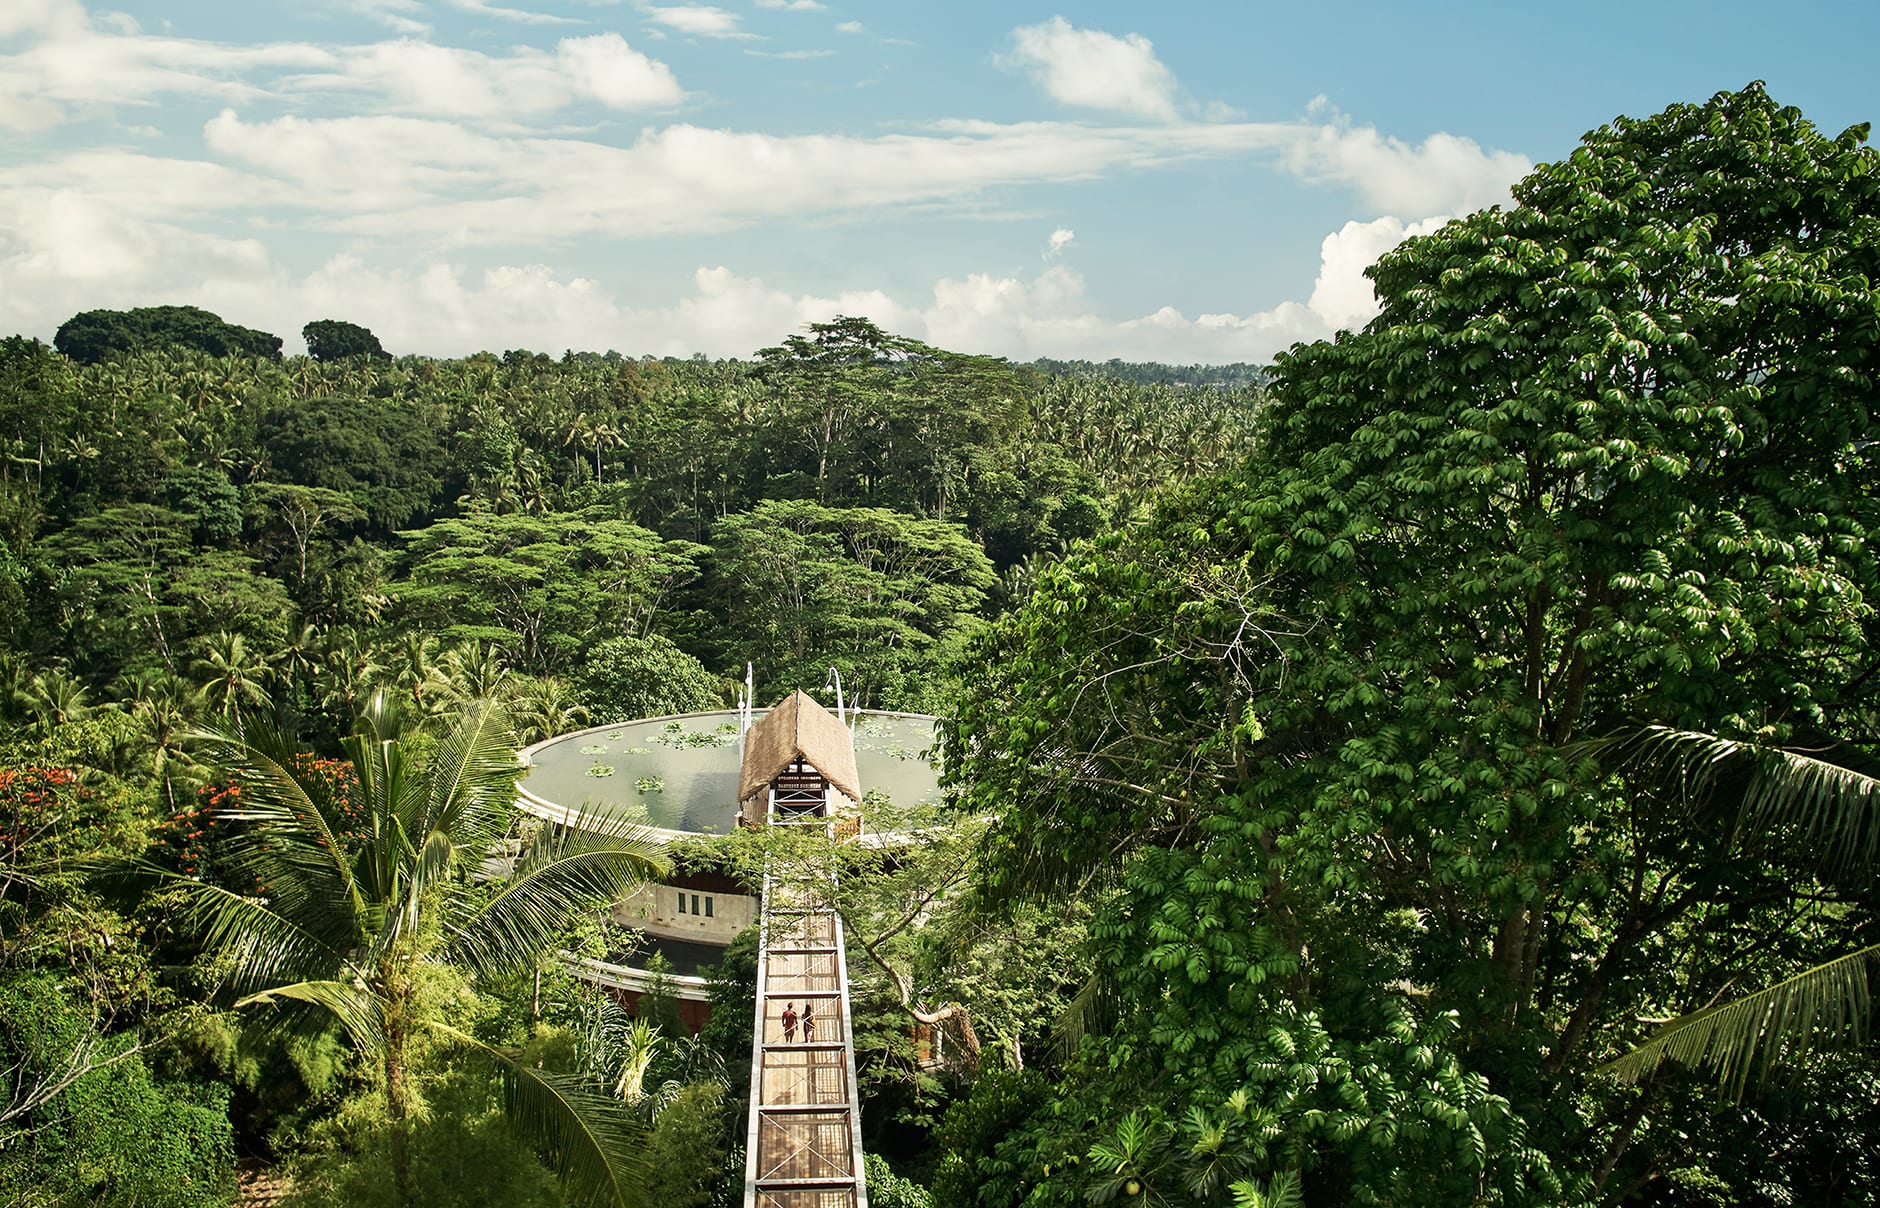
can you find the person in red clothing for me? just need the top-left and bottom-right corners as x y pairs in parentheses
(781, 1002), (798, 1042)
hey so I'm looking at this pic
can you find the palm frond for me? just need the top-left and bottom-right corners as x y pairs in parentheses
(429, 1021), (648, 1208)
(1741, 746), (1880, 883)
(447, 814), (666, 980)
(344, 691), (414, 906)
(190, 717), (366, 947)
(1602, 944), (1880, 1100)
(413, 697), (521, 850)
(1053, 969), (1115, 1061)
(1610, 725), (1880, 881)
(178, 875), (353, 995)
(236, 978), (387, 1051)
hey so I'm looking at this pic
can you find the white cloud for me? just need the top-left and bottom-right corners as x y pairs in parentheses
(835, 20), (862, 34)
(445, 0), (582, 24)
(1003, 16), (1178, 122)
(0, 171), (1428, 362)
(746, 48), (833, 60)
(1305, 214), (1448, 330)
(331, 0), (432, 36)
(139, 108), (1521, 251)
(1284, 100), (1529, 216)
(0, 0), (88, 39)
(0, 9), (333, 129)
(644, 5), (748, 37)
(1045, 227), (1074, 257)
(0, 8), (682, 130)
(298, 34), (683, 118)
(753, 0), (826, 10)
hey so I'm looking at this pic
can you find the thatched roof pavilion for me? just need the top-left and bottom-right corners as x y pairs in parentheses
(737, 689), (863, 817)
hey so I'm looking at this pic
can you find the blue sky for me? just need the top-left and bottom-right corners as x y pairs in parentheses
(2, 0), (1875, 362)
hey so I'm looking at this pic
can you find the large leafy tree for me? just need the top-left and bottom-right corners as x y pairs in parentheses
(53, 306), (282, 365)
(944, 84), (1880, 1204)
(303, 319), (391, 364)
(259, 393), (446, 533)
(396, 507), (704, 674)
(707, 499), (995, 709)
(166, 694), (668, 1207)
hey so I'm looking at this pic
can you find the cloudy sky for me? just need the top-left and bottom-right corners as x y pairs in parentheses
(3, 1), (1875, 362)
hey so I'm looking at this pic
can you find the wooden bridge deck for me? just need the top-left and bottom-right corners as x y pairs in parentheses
(742, 811), (869, 1207)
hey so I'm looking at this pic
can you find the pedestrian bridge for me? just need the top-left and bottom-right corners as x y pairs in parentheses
(738, 691), (870, 1208)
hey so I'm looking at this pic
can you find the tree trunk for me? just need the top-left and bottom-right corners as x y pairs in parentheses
(385, 1034), (411, 1207)
(382, 971), (414, 1207)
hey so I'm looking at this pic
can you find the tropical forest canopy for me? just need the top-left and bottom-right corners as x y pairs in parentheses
(3, 83), (1879, 1208)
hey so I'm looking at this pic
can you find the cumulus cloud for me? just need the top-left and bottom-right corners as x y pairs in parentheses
(1045, 227), (1074, 257)
(1284, 99), (1529, 216)
(644, 5), (749, 38)
(0, 161), (1428, 362)
(1305, 214), (1448, 330)
(1003, 16), (1179, 122)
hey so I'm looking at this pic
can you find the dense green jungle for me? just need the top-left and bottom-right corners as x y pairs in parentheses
(3, 83), (1879, 1208)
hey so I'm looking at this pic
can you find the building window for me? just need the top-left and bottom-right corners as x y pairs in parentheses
(704, 897), (714, 918)
(691, 893), (701, 915)
(676, 892), (686, 915)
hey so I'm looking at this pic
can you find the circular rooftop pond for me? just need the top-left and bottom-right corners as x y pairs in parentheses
(518, 709), (942, 836)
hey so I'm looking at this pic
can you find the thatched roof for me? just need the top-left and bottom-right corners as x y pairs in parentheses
(738, 690), (863, 805)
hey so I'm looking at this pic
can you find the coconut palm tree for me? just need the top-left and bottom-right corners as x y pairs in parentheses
(1602, 726), (1879, 1099)
(16, 666), (92, 729)
(511, 677), (590, 746)
(174, 692), (667, 1206)
(192, 631), (274, 726)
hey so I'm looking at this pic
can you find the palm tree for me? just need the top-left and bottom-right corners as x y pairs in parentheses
(432, 640), (511, 709)
(511, 677), (590, 746)
(191, 631), (272, 725)
(1602, 726), (1879, 1099)
(16, 666), (91, 728)
(175, 692), (667, 1206)
(114, 668), (201, 811)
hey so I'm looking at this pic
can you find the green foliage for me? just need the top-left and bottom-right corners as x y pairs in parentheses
(0, 301), (1284, 1200)
(0, 973), (237, 1208)
(942, 82), (1880, 1204)
(303, 319), (391, 363)
(641, 1082), (730, 1208)
(708, 499), (994, 709)
(932, 1069), (1051, 1208)
(573, 634), (723, 724)
(54, 305), (283, 364)
(280, 1061), (568, 1208)
(864, 1150), (934, 1208)
(163, 694), (667, 1207)
(261, 393), (446, 533)
(398, 509), (703, 674)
